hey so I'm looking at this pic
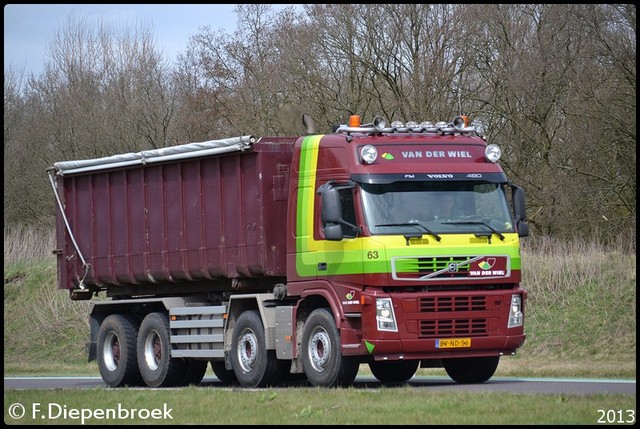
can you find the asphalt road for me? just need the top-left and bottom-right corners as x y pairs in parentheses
(4, 375), (636, 395)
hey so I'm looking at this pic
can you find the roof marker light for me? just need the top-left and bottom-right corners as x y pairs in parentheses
(485, 144), (502, 163)
(349, 115), (361, 127)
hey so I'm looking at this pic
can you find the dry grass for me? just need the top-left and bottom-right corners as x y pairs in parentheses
(4, 224), (57, 265)
(519, 235), (636, 365)
(4, 225), (90, 368)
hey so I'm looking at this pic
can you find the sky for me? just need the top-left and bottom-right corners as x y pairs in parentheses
(4, 4), (277, 77)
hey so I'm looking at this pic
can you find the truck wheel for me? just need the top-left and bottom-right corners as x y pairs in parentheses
(369, 360), (419, 384)
(301, 308), (359, 387)
(97, 314), (142, 387)
(443, 356), (500, 384)
(210, 360), (238, 385)
(182, 360), (208, 386)
(137, 312), (187, 387)
(230, 310), (288, 387)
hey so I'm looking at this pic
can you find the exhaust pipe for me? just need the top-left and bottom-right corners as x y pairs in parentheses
(302, 113), (316, 135)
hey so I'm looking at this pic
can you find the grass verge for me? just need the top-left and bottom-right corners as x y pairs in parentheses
(4, 388), (637, 425)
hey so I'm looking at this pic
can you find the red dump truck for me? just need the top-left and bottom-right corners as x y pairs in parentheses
(48, 114), (529, 388)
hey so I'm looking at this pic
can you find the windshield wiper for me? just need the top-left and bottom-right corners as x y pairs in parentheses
(374, 223), (441, 241)
(442, 220), (505, 241)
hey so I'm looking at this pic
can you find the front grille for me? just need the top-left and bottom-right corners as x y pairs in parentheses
(393, 256), (476, 280)
(420, 318), (487, 338)
(391, 254), (511, 281)
(420, 295), (487, 312)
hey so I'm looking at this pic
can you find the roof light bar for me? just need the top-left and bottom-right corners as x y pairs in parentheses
(336, 116), (479, 136)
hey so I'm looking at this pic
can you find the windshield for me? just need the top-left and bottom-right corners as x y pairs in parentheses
(361, 181), (515, 235)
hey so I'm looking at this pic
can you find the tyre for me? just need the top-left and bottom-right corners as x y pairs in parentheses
(182, 360), (208, 386)
(97, 314), (142, 387)
(443, 356), (500, 384)
(230, 310), (288, 387)
(210, 360), (238, 385)
(301, 308), (359, 387)
(369, 360), (419, 384)
(284, 372), (309, 385)
(137, 312), (187, 387)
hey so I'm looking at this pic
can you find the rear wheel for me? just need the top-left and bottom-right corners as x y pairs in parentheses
(210, 360), (238, 385)
(301, 308), (359, 387)
(137, 312), (187, 387)
(443, 356), (500, 384)
(182, 360), (208, 386)
(97, 314), (142, 387)
(369, 360), (419, 384)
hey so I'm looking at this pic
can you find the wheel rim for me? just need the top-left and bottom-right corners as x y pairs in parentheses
(237, 328), (258, 373)
(308, 327), (331, 373)
(143, 329), (162, 371)
(103, 331), (120, 372)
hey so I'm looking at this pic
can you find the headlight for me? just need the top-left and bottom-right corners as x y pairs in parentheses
(507, 294), (523, 328)
(376, 298), (398, 332)
(360, 145), (378, 164)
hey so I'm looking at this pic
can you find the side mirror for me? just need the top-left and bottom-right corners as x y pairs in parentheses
(320, 186), (343, 224)
(317, 181), (360, 241)
(511, 185), (529, 237)
(517, 221), (529, 238)
(324, 224), (344, 241)
(318, 185), (344, 241)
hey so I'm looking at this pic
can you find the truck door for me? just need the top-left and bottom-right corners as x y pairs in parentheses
(316, 182), (364, 282)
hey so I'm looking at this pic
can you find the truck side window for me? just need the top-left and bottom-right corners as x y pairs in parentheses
(339, 189), (357, 238)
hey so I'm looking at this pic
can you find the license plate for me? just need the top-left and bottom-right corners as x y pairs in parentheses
(436, 338), (471, 349)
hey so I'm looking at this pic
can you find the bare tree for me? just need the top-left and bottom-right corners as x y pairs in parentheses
(4, 15), (176, 226)
(457, 4), (635, 243)
(4, 4), (635, 246)
(32, 15), (175, 158)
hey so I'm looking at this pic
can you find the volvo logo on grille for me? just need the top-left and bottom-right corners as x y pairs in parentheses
(448, 263), (458, 272)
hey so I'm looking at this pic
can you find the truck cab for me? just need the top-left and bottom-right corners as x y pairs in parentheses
(285, 115), (528, 386)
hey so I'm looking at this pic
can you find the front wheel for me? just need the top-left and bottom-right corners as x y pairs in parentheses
(443, 356), (500, 384)
(230, 310), (288, 387)
(210, 360), (238, 385)
(369, 360), (419, 384)
(301, 308), (359, 387)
